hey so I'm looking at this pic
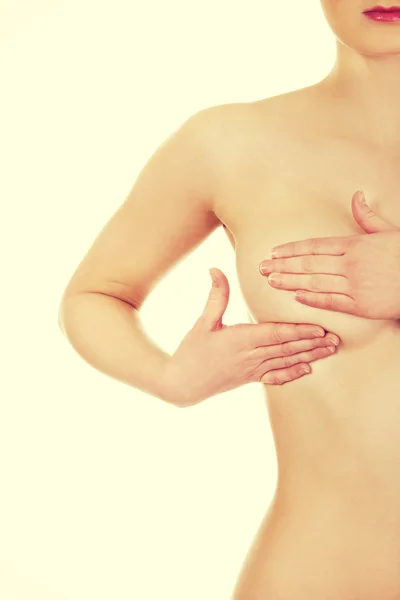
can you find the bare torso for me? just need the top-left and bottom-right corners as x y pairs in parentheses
(211, 84), (400, 599)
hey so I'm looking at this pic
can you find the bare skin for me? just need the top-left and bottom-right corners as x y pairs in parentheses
(60, 4), (400, 595)
(211, 88), (400, 599)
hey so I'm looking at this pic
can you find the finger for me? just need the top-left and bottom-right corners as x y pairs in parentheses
(324, 332), (341, 346)
(352, 191), (398, 233)
(251, 322), (325, 347)
(259, 255), (344, 276)
(295, 290), (362, 316)
(251, 333), (339, 361)
(295, 291), (359, 315)
(260, 363), (311, 385)
(259, 346), (337, 385)
(268, 273), (350, 294)
(260, 343), (336, 372)
(271, 236), (352, 259)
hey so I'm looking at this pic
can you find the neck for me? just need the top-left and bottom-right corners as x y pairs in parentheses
(321, 42), (400, 150)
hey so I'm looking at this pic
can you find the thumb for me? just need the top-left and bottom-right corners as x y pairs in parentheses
(200, 268), (230, 330)
(352, 190), (397, 233)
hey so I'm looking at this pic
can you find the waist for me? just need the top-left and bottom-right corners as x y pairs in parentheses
(263, 336), (400, 497)
(252, 485), (400, 600)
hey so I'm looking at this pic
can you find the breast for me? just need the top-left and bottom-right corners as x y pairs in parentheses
(213, 100), (400, 413)
(213, 98), (400, 495)
(233, 192), (400, 484)
(234, 196), (389, 351)
(221, 125), (400, 351)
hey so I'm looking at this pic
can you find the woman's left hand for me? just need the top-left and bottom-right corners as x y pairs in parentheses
(259, 191), (400, 320)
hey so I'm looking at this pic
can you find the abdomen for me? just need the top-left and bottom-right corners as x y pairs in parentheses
(233, 223), (400, 573)
(232, 485), (400, 600)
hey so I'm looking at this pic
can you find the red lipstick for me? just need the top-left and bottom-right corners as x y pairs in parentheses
(363, 5), (400, 21)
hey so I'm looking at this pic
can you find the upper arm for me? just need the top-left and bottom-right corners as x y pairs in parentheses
(61, 107), (222, 309)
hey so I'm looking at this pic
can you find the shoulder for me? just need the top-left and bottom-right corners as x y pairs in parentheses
(180, 102), (259, 210)
(185, 90), (317, 211)
(192, 84), (322, 134)
(186, 101), (256, 149)
(187, 97), (293, 179)
(187, 100), (272, 174)
(190, 91), (310, 155)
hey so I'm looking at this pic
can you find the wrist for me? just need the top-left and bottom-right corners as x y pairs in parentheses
(162, 357), (201, 408)
(161, 357), (188, 408)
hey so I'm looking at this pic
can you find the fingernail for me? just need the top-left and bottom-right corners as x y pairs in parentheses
(357, 191), (366, 205)
(270, 246), (279, 257)
(209, 269), (219, 286)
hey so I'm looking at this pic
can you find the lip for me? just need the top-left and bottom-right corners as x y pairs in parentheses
(363, 5), (400, 12)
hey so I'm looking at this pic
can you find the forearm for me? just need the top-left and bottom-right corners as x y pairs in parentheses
(58, 292), (176, 405)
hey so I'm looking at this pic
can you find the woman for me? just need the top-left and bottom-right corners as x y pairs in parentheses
(59, 1), (400, 598)
(230, 2), (400, 598)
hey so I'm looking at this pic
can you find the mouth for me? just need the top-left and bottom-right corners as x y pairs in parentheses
(363, 5), (400, 12)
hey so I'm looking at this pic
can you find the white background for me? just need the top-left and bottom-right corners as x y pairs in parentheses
(0, 1), (335, 598)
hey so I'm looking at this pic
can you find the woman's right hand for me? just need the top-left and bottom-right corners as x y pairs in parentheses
(165, 268), (340, 407)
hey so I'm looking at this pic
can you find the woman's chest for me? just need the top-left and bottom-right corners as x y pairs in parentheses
(213, 133), (400, 345)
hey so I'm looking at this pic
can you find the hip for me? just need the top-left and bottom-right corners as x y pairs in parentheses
(232, 486), (400, 600)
